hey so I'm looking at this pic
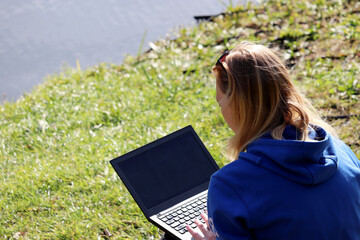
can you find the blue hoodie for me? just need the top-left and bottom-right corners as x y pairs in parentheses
(207, 125), (360, 240)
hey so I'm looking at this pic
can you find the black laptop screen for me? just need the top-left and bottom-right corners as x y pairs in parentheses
(116, 130), (218, 211)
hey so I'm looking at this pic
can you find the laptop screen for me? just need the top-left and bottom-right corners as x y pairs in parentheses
(111, 126), (219, 215)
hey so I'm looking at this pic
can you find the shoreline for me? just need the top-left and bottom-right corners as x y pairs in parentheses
(0, 0), (226, 101)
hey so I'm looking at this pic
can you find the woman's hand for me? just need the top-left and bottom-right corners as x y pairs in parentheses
(186, 213), (216, 240)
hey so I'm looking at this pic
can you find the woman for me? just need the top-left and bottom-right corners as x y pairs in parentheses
(186, 42), (360, 239)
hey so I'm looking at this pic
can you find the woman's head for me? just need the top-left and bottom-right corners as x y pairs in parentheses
(213, 42), (333, 157)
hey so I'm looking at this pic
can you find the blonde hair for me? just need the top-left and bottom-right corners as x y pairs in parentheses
(213, 42), (336, 158)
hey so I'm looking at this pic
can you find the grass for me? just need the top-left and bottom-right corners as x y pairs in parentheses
(1, 0), (359, 238)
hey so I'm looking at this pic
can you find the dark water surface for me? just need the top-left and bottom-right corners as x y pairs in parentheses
(0, 0), (229, 101)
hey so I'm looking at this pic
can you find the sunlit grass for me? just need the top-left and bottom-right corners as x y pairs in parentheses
(1, 0), (359, 238)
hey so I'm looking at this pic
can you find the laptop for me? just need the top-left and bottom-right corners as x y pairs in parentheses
(110, 125), (219, 240)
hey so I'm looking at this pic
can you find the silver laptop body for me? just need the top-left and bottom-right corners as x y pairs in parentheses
(110, 125), (219, 239)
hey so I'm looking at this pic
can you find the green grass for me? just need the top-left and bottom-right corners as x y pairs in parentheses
(1, 0), (359, 238)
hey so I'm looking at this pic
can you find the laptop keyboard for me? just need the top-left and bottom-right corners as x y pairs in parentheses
(158, 195), (207, 234)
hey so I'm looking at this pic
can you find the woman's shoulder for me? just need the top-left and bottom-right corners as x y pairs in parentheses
(211, 155), (264, 188)
(330, 135), (360, 168)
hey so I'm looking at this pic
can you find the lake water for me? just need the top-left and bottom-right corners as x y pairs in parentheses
(0, 0), (234, 101)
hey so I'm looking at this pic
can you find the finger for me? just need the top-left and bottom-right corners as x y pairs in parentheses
(197, 216), (216, 239)
(186, 225), (204, 240)
(195, 219), (211, 238)
(201, 213), (210, 229)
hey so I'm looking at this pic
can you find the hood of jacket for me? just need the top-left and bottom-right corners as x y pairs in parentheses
(240, 125), (338, 185)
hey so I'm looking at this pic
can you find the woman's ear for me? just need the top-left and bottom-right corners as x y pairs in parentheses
(213, 64), (229, 94)
(219, 77), (228, 94)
